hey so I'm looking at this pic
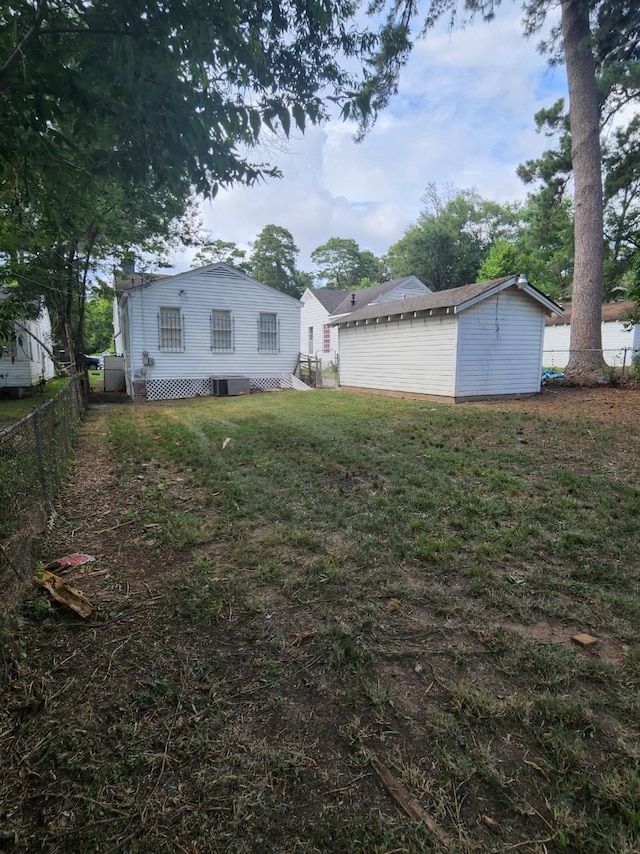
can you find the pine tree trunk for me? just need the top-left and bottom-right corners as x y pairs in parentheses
(561, 0), (606, 374)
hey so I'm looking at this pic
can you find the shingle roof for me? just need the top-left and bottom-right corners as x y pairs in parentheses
(115, 272), (150, 291)
(331, 277), (424, 315)
(545, 300), (636, 325)
(308, 287), (349, 312)
(330, 276), (562, 325)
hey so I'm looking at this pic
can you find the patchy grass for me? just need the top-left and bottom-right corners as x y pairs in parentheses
(87, 368), (103, 391)
(0, 377), (69, 427)
(1, 389), (640, 853)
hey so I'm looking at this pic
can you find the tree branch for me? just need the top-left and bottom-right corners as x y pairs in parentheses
(14, 319), (67, 375)
(0, 0), (49, 94)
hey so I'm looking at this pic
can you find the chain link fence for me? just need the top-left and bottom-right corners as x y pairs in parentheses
(0, 375), (85, 611)
(542, 347), (640, 377)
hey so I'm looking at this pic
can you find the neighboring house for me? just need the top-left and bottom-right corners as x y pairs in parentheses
(331, 275), (563, 402)
(299, 288), (346, 365)
(544, 300), (639, 368)
(114, 263), (302, 402)
(0, 299), (55, 394)
(300, 276), (432, 364)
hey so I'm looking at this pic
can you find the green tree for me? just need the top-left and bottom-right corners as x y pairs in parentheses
(477, 241), (522, 282)
(192, 239), (249, 271)
(0, 0), (391, 198)
(387, 185), (517, 290)
(311, 237), (385, 288)
(520, 102), (640, 303)
(481, 191), (574, 300)
(84, 291), (116, 355)
(602, 116), (640, 297)
(0, 0), (403, 365)
(2, 161), (199, 369)
(516, 194), (574, 299)
(249, 225), (303, 298)
(366, 0), (640, 373)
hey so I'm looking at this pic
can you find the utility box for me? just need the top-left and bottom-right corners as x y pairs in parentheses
(104, 355), (125, 392)
(210, 375), (251, 397)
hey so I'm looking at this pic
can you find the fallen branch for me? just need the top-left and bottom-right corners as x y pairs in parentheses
(370, 753), (450, 850)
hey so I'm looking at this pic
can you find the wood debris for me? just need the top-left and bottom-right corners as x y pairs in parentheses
(370, 753), (449, 849)
(572, 632), (598, 647)
(288, 630), (317, 647)
(34, 570), (93, 618)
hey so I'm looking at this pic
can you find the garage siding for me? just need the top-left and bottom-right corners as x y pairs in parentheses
(338, 314), (457, 396)
(455, 291), (544, 397)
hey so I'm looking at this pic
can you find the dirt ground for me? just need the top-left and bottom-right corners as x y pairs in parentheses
(344, 380), (640, 422)
(475, 381), (640, 421)
(0, 384), (638, 853)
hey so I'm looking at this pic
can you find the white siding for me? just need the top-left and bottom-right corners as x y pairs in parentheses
(0, 337), (33, 386)
(123, 266), (300, 395)
(543, 320), (640, 368)
(455, 291), (544, 397)
(0, 308), (54, 388)
(543, 324), (570, 368)
(113, 297), (123, 355)
(299, 290), (339, 361)
(338, 314), (458, 397)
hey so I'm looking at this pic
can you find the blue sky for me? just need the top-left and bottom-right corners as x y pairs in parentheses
(179, 6), (568, 274)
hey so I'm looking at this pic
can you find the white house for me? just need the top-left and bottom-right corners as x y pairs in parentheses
(331, 275), (563, 402)
(299, 288), (346, 365)
(300, 276), (431, 365)
(114, 263), (302, 401)
(0, 299), (55, 394)
(544, 300), (639, 368)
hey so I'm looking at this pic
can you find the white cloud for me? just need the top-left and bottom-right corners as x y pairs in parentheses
(178, 5), (567, 274)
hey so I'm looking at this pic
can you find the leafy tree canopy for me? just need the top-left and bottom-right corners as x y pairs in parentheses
(249, 224), (305, 298)
(387, 184), (518, 291)
(191, 239), (249, 272)
(478, 192), (574, 300)
(0, 0), (392, 198)
(84, 291), (116, 355)
(311, 237), (385, 288)
(0, 0), (408, 371)
(364, 0), (640, 371)
(519, 98), (640, 301)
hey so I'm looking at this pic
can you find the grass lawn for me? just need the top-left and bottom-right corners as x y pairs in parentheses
(87, 367), (103, 392)
(0, 371), (102, 430)
(2, 389), (640, 852)
(0, 377), (70, 428)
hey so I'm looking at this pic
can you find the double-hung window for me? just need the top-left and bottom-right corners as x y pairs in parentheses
(258, 313), (279, 353)
(323, 324), (331, 354)
(308, 326), (314, 354)
(158, 307), (184, 351)
(211, 310), (233, 351)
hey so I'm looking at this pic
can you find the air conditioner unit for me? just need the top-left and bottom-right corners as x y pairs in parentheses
(210, 375), (251, 396)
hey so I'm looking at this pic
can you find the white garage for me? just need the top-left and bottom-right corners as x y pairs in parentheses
(331, 275), (563, 402)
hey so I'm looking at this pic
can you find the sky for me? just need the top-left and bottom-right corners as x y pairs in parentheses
(176, 6), (568, 275)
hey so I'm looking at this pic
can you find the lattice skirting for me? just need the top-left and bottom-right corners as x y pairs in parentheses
(144, 375), (311, 401)
(145, 378), (211, 401)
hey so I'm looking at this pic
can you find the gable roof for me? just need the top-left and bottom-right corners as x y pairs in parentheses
(331, 276), (429, 316)
(116, 262), (301, 307)
(330, 275), (563, 325)
(545, 300), (636, 326)
(307, 287), (349, 312)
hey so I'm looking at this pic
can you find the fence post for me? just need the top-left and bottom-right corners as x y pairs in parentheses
(31, 410), (49, 507)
